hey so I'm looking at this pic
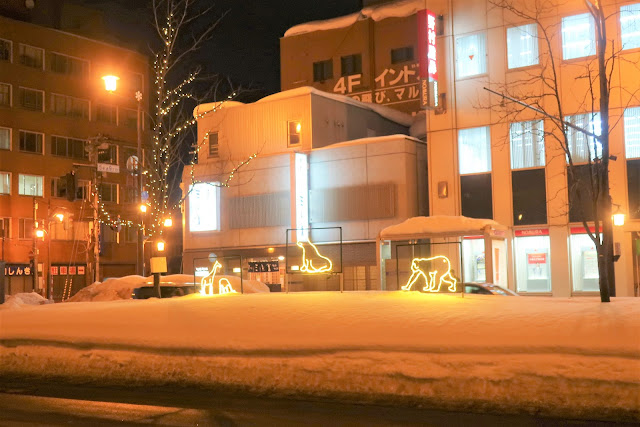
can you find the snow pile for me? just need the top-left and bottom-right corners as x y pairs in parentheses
(1, 292), (638, 421)
(284, 0), (425, 37)
(68, 274), (269, 302)
(0, 292), (52, 310)
(409, 110), (426, 139)
(380, 215), (507, 240)
(314, 134), (423, 151)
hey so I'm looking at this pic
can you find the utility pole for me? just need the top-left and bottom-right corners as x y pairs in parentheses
(86, 137), (103, 283)
(32, 197), (38, 291)
(136, 91), (145, 277)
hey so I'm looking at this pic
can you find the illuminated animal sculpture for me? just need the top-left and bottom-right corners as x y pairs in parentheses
(218, 278), (236, 294)
(200, 260), (222, 296)
(297, 240), (333, 273)
(401, 255), (457, 292)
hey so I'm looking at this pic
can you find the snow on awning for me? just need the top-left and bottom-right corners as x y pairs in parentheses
(379, 216), (507, 241)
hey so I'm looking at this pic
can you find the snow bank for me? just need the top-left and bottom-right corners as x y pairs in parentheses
(68, 274), (269, 302)
(0, 292), (52, 310)
(1, 292), (638, 421)
(380, 215), (507, 240)
(284, 0), (425, 38)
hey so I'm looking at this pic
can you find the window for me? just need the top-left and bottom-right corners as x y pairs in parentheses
(50, 53), (89, 77)
(119, 108), (138, 129)
(96, 104), (117, 124)
(209, 132), (219, 157)
(124, 226), (137, 243)
(288, 121), (301, 146)
(123, 71), (143, 92)
(19, 87), (43, 111)
(568, 164), (595, 222)
(507, 23), (538, 69)
(0, 218), (9, 239)
(510, 120), (545, 169)
(391, 46), (414, 64)
(51, 94), (89, 119)
(76, 179), (90, 201)
(458, 127), (491, 174)
(340, 54), (362, 76)
(50, 218), (74, 240)
(570, 233), (599, 292)
(0, 127), (10, 150)
(189, 182), (220, 232)
(98, 182), (118, 203)
(313, 59), (333, 82)
(19, 131), (43, 154)
(0, 171), (10, 194)
(101, 223), (119, 243)
(621, 4), (640, 50)
(18, 174), (43, 196)
(512, 169), (547, 225)
(0, 83), (10, 106)
(19, 218), (34, 239)
(628, 159), (640, 219)
(18, 44), (43, 69)
(461, 174), (493, 219)
(51, 136), (87, 160)
(514, 234), (551, 292)
(0, 39), (11, 62)
(455, 33), (487, 78)
(98, 144), (118, 164)
(51, 176), (68, 199)
(562, 13), (595, 60)
(624, 106), (640, 158)
(566, 113), (601, 163)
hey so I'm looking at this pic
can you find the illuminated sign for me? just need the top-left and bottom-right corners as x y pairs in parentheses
(297, 239), (332, 273)
(401, 255), (457, 292)
(189, 182), (220, 232)
(200, 261), (238, 296)
(418, 9), (439, 109)
(218, 278), (236, 294)
(294, 153), (309, 242)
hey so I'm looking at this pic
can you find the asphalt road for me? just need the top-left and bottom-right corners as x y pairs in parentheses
(0, 379), (636, 427)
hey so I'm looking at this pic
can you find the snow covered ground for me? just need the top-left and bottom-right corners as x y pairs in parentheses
(1, 281), (638, 422)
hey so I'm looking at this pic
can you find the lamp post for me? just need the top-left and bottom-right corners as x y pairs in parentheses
(103, 75), (145, 277)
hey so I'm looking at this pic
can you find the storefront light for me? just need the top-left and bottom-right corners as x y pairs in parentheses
(612, 213), (625, 226)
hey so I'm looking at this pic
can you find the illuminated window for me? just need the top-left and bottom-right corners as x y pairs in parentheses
(570, 233), (599, 292)
(19, 130), (43, 154)
(0, 39), (11, 62)
(19, 87), (43, 111)
(18, 174), (43, 196)
(565, 113), (601, 163)
(510, 120), (545, 169)
(458, 127), (491, 174)
(562, 13), (595, 60)
(18, 44), (43, 69)
(288, 121), (301, 146)
(514, 234), (551, 292)
(0, 171), (10, 194)
(50, 53), (89, 77)
(506, 23), (538, 69)
(98, 182), (119, 203)
(455, 33), (486, 78)
(621, 4), (640, 50)
(624, 107), (640, 158)
(0, 127), (10, 150)
(340, 54), (362, 76)
(0, 83), (10, 106)
(391, 46), (414, 64)
(188, 182), (220, 232)
(313, 59), (333, 82)
(96, 104), (117, 124)
(51, 94), (89, 119)
(208, 132), (219, 157)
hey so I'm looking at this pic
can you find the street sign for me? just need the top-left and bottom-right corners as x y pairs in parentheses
(97, 163), (120, 173)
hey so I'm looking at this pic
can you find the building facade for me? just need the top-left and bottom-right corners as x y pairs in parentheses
(0, 14), (150, 298)
(182, 88), (426, 291)
(280, 0), (640, 297)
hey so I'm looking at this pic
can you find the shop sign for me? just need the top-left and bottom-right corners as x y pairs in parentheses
(527, 253), (547, 264)
(248, 261), (279, 273)
(69, 266), (77, 275)
(4, 264), (32, 276)
(50, 266), (59, 275)
(97, 163), (120, 173)
(60, 266), (68, 275)
(570, 226), (599, 234)
(418, 9), (438, 108)
(53, 265), (85, 275)
(78, 266), (85, 275)
(515, 229), (549, 237)
(294, 153), (309, 242)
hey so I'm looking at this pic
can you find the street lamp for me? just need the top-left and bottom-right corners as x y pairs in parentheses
(156, 240), (165, 252)
(103, 74), (144, 277)
(163, 217), (173, 227)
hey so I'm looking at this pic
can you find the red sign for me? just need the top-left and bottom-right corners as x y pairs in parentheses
(78, 266), (85, 275)
(527, 253), (547, 264)
(418, 9), (438, 80)
(50, 266), (58, 275)
(515, 229), (549, 237)
(570, 226), (599, 234)
(60, 266), (68, 275)
(69, 266), (77, 275)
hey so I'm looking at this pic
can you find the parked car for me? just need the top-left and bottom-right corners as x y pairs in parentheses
(463, 282), (519, 296)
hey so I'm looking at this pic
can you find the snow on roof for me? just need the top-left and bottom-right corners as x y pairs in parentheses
(380, 216), (507, 240)
(314, 134), (423, 151)
(257, 86), (413, 127)
(284, 0), (425, 38)
(192, 101), (244, 118)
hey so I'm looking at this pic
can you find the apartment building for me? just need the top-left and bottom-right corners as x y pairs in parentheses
(0, 14), (150, 297)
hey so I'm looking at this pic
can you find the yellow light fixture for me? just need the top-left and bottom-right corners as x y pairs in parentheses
(156, 240), (165, 252)
(140, 204), (147, 213)
(35, 229), (44, 238)
(55, 213), (64, 222)
(278, 255), (285, 261)
(267, 247), (275, 253)
(102, 75), (119, 92)
(295, 122), (301, 133)
(613, 213), (625, 226)
(232, 267), (241, 273)
(163, 218), (173, 227)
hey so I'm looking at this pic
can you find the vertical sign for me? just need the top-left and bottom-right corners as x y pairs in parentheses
(418, 9), (438, 109)
(294, 153), (309, 242)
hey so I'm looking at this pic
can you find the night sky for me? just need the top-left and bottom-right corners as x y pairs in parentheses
(82, 0), (362, 100)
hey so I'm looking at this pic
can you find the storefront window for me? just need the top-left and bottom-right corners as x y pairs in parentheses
(514, 234), (551, 292)
(462, 238), (485, 283)
(570, 233), (600, 292)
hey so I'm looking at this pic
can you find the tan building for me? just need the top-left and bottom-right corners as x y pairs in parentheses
(281, 0), (640, 297)
(0, 14), (150, 298)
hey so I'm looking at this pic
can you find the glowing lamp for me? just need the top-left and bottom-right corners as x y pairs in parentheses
(156, 240), (165, 252)
(613, 213), (625, 226)
(278, 255), (285, 261)
(35, 229), (45, 238)
(232, 267), (241, 273)
(267, 247), (275, 253)
(102, 75), (119, 92)
(163, 218), (173, 227)
(291, 265), (300, 271)
(55, 213), (64, 222)
(140, 204), (147, 213)
(295, 122), (301, 133)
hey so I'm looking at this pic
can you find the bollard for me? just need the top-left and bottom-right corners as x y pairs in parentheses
(153, 273), (161, 298)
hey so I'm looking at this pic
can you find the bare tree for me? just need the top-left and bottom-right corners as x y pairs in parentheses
(485, 0), (640, 302)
